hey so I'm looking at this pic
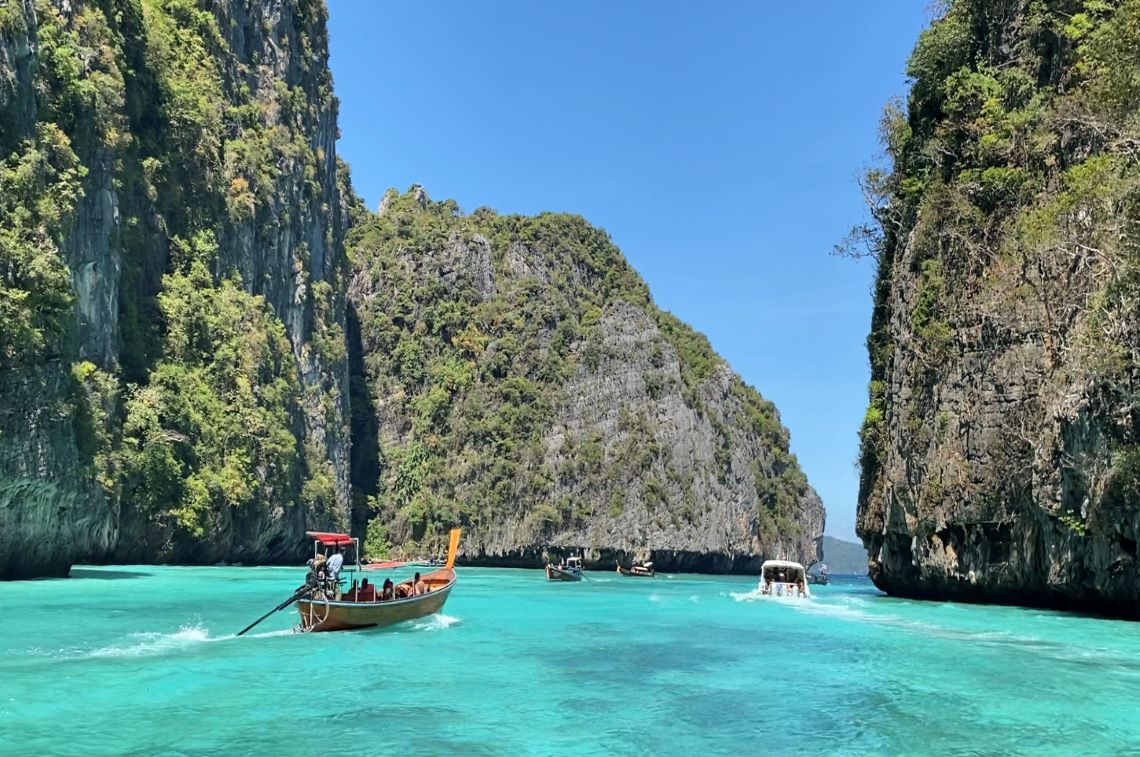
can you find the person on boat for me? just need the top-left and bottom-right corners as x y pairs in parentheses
(380, 578), (394, 601)
(358, 578), (375, 601)
(327, 546), (344, 581)
(413, 572), (427, 596)
(323, 546), (344, 598)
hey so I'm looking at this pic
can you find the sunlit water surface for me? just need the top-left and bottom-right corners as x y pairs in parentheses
(2, 567), (1139, 755)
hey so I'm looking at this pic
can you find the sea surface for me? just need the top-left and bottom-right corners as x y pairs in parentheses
(2, 566), (1139, 756)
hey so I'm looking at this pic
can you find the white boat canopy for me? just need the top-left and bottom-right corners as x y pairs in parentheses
(760, 560), (807, 571)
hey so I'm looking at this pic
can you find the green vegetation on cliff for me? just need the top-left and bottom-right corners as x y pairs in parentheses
(0, 122), (83, 365)
(852, 0), (1140, 611)
(348, 189), (817, 561)
(119, 259), (303, 540)
(1, 0), (347, 567)
(857, 0), (1140, 509)
(1, 0), (821, 573)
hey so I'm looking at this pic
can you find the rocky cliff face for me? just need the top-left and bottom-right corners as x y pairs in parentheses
(856, 0), (1140, 617)
(0, 0), (116, 577)
(348, 189), (824, 572)
(0, 0), (349, 576)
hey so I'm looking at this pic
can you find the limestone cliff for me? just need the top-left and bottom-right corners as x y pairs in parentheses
(855, 0), (1140, 617)
(1, 0), (823, 578)
(0, 0), (349, 575)
(348, 189), (824, 572)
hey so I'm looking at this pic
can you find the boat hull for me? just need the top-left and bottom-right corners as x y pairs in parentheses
(545, 565), (582, 581)
(617, 567), (655, 578)
(758, 581), (810, 599)
(296, 580), (454, 632)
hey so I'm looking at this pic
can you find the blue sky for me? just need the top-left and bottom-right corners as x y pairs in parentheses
(327, 2), (931, 541)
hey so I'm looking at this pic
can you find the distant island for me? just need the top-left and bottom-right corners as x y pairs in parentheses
(818, 536), (867, 576)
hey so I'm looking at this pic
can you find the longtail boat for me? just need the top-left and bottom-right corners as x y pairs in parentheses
(545, 555), (583, 582)
(616, 561), (655, 578)
(294, 528), (461, 633)
(361, 558), (409, 571)
(362, 557), (445, 572)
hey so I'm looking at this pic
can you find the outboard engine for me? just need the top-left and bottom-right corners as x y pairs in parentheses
(304, 555), (335, 596)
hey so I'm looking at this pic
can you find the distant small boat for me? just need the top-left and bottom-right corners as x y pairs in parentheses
(294, 529), (461, 632)
(546, 555), (583, 582)
(616, 561), (655, 578)
(807, 564), (830, 585)
(757, 559), (810, 598)
(407, 557), (446, 568)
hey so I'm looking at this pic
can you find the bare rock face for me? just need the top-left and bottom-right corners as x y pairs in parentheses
(855, 0), (1140, 617)
(0, 0), (36, 138)
(0, 367), (116, 578)
(349, 191), (824, 572)
(535, 301), (824, 571)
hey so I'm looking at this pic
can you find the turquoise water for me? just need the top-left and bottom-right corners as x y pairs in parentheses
(2, 567), (1139, 755)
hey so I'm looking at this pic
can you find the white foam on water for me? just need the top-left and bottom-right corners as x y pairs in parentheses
(82, 624), (217, 658)
(75, 623), (292, 659)
(730, 588), (765, 602)
(785, 599), (1107, 663)
(731, 587), (813, 603)
(411, 614), (461, 631)
(840, 603), (1127, 668)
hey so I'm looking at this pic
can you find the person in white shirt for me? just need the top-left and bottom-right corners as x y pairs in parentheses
(326, 546), (344, 585)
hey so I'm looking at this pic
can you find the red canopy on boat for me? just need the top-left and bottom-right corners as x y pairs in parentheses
(306, 531), (355, 546)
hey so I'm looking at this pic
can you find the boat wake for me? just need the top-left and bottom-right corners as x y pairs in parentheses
(76, 624), (290, 659)
(730, 588), (810, 603)
(730, 588), (765, 602)
(783, 597), (1140, 669)
(411, 614), (461, 632)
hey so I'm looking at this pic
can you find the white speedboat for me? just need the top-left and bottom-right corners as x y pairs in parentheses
(757, 559), (810, 599)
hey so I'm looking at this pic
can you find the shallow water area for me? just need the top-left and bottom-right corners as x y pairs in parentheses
(2, 567), (1139, 755)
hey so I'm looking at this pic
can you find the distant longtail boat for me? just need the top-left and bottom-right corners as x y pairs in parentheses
(545, 555), (583, 581)
(616, 561), (655, 577)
